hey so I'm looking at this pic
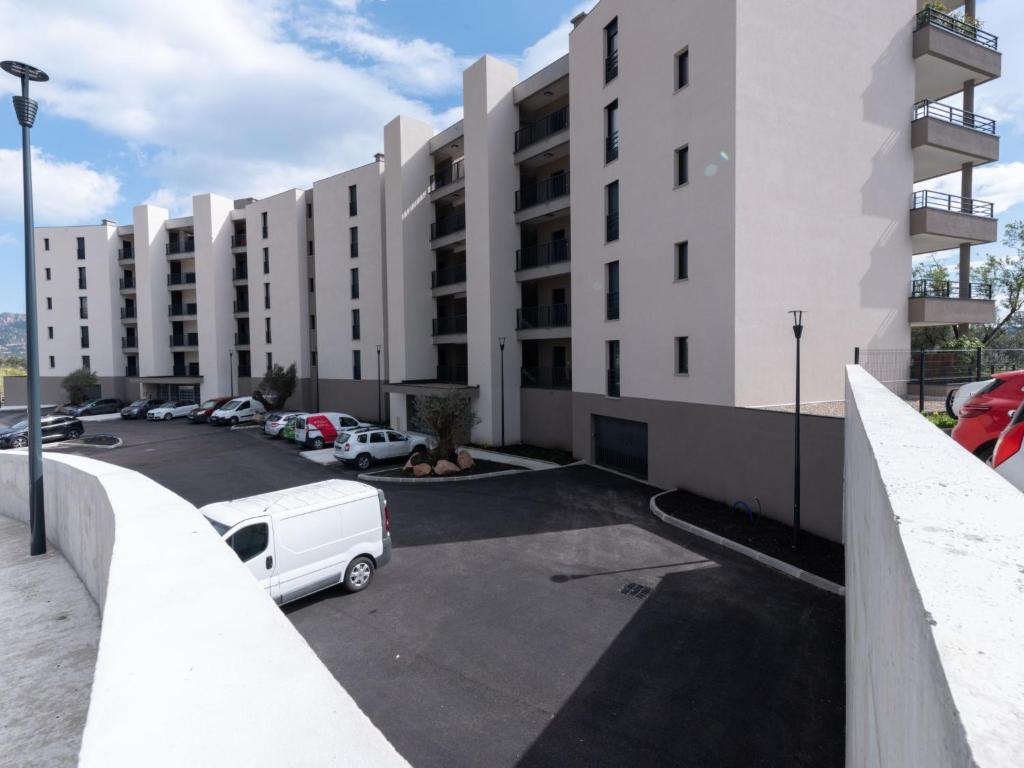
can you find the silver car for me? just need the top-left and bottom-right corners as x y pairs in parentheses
(263, 411), (304, 438)
(333, 427), (435, 470)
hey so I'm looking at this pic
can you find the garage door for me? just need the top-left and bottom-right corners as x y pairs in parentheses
(594, 415), (648, 478)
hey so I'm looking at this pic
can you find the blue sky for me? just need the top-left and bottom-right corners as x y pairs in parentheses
(0, 0), (1021, 313)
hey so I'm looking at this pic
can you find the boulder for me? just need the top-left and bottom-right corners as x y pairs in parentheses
(403, 456), (415, 473)
(456, 450), (475, 470)
(412, 463), (433, 478)
(434, 459), (461, 477)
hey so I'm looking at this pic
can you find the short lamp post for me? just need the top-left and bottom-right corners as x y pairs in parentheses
(229, 349), (235, 398)
(498, 337), (506, 448)
(376, 344), (382, 425)
(789, 310), (804, 548)
(3, 60), (49, 557)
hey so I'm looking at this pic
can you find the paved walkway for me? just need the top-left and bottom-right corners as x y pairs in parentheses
(0, 517), (100, 768)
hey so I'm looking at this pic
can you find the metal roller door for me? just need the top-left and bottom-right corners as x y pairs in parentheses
(593, 415), (648, 478)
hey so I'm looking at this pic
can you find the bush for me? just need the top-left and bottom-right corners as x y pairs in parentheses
(259, 363), (297, 409)
(926, 411), (957, 429)
(61, 367), (98, 404)
(414, 392), (479, 460)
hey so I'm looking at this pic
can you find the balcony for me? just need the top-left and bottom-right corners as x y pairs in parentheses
(232, 265), (248, 281)
(436, 365), (468, 385)
(166, 240), (195, 258)
(125, 365), (139, 378)
(235, 331), (250, 346)
(429, 159), (465, 202)
(516, 240), (570, 273)
(432, 315), (468, 337)
(514, 106), (569, 162)
(517, 304), (571, 331)
(912, 101), (998, 182)
(605, 51), (618, 83)
(231, 234), (247, 250)
(607, 368), (620, 398)
(521, 366), (572, 390)
(515, 173), (570, 222)
(121, 337), (138, 350)
(167, 272), (196, 286)
(910, 190), (997, 254)
(913, 7), (1000, 101)
(172, 364), (201, 378)
(908, 278), (996, 326)
(431, 263), (467, 290)
(120, 307), (136, 322)
(169, 333), (199, 349)
(168, 302), (198, 318)
(119, 277), (135, 291)
(117, 247), (134, 263)
(233, 299), (249, 315)
(606, 131), (619, 163)
(431, 211), (466, 244)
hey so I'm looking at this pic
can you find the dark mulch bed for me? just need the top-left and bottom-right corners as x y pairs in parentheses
(79, 434), (120, 446)
(657, 489), (845, 585)
(469, 443), (578, 466)
(371, 458), (525, 480)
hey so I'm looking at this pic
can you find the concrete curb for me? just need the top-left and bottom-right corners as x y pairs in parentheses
(649, 490), (846, 596)
(458, 446), (562, 470)
(77, 414), (123, 423)
(229, 424), (261, 431)
(37, 436), (125, 452)
(358, 458), (586, 483)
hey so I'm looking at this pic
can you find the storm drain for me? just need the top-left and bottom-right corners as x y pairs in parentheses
(620, 582), (651, 599)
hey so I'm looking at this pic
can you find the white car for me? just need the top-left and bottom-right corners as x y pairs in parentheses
(334, 427), (435, 470)
(992, 406), (1024, 490)
(948, 379), (995, 418)
(263, 411), (304, 438)
(146, 400), (199, 420)
(209, 397), (266, 426)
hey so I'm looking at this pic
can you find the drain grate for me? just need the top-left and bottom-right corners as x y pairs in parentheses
(620, 582), (651, 599)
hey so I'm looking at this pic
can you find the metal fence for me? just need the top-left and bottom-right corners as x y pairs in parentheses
(856, 347), (1024, 412)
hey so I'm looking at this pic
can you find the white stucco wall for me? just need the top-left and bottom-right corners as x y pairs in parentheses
(194, 193), (235, 396)
(133, 205), (172, 378)
(845, 365), (1024, 767)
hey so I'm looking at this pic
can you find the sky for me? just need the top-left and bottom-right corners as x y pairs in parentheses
(0, 0), (1021, 313)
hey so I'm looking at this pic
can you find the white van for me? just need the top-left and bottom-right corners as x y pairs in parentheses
(201, 480), (392, 604)
(294, 412), (368, 449)
(209, 396), (266, 426)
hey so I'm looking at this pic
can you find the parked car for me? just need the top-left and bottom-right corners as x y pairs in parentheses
(263, 411), (302, 438)
(200, 479), (391, 604)
(334, 427), (434, 470)
(992, 406), (1024, 489)
(188, 397), (233, 423)
(0, 415), (84, 449)
(951, 371), (1024, 461)
(146, 401), (199, 421)
(946, 379), (995, 419)
(209, 397), (266, 426)
(61, 398), (123, 417)
(294, 412), (369, 450)
(120, 399), (164, 420)
(281, 416), (303, 443)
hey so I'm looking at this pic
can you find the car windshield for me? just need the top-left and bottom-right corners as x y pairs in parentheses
(130, 399), (148, 407)
(158, 402), (175, 408)
(224, 401), (243, 411)
(8, 420), (27, 430)
(199, 400), (218, 409)
(204, 516), (230, 536)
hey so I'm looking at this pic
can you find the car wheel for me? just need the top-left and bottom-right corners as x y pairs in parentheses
(66, 428), (82, 440)
(311, 437), (325, 450)
(230, 417), (239, 426)
(343, 556), (375, 593)
(356, 453), (372, 471)
(945, 389), (957, 420)
(164, 413), (173, 421)
(12, 436), (28, 448)
(412, 444), (426, 455)
(975, 440), (997, 464)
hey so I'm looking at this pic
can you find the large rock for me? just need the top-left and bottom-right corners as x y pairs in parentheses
(403, 456), (415, 473)
(434, 460), (461, 477)
(412, 463), (433, 478)
(456, 450), (475, 470)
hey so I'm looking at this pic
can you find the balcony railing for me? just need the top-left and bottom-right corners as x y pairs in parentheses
(237, 365), (252, 378)
(606, 212), (620, 241)
(167, 272), (196, 286)
(119, 277), (135, 290)
(352, 324), (360, 340)
(118, 247), (134, 261)
(607, 368), (620, 397)
(515, 106), (569, 152)
(431, 263), (467, 288)
(912, 190), (994, 218)
(120, 307), (136, 320)
(168, 303), (198, 317)
(233, 299), (249, 313)
(517, 304), (571, 330)
(430, 159), (465, 191)
(605, 51), (619, 83)
(125, 366), (138, 377)
(910, 279), (994, 300)
(166, 240), (195, 256)
(521, 366), (572, 390)
(172, 364), (201, 377)
(516, 173), (570, 211)
(170, 333), (199, 347)
(606, 131), (619, 163)
(915, 6), (998, 51)
(913, 100), (996, 134)
(121, 337), (138, 349)
(431, 211), (466, 240)
(233, 265), (248, 280)
(235, 331), (250, 345)
(436, 365), (468, 384)
(231, 234), (247, 248)
(432, 315), (468, 336)
(606, 292), (620, 320)
(77, 248), (86, 260)
(516, 240), (570, 271)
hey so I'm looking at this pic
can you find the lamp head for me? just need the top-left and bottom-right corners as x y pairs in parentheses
(1, 61), (49, 82)
(498, 336), (506, 350)
(789, 310), (804, 339)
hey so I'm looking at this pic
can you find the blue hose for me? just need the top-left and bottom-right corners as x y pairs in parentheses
(732, 497), (762, 524)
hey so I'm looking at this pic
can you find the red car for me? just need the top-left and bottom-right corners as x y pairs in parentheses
(187, 396), (233, 424)
(951, 371), (1024, 461)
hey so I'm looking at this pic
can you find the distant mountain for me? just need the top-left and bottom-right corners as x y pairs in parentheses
(0, 313), (26, 358)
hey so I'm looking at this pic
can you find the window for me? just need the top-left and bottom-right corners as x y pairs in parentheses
(605, 101), (619, 163)
(353, 350), (362, 380)
(82, 355), (90, 370)
(76, 237), (86, 259)
(676, 48), (689, 90)
(306, 202), (313, 219)
(607, 340), (620, 397)
(266, 352), (273, 370)
(309, 277), (315, 293)
(311, 350), (318, 367)
(263, 247), (270, 274)
(47, 326), (53, 339)
(676, 336), (689, 374)
(605, 17), (618, 83)
(79, 296), (88, 320)
(307, 240), (314, 256)
(370, 432), (385, 444)
(80, 326), (90, 349)
(676, 145), (689, 186)
(606, 261), (620, 320)
(228, 523), (268, 563)
(348, 185), (358, 216)
(605, 181), (619, 242)
(264, 283), (270, 309)
(46, 297), (52, 310)
(265, 317), (272, 343)
(49, 356), (55, 369)
(261, 211), (268, 238)
(78, 266), (87, 289)
(350, 226), (359, 258)
(310, 314), (316, 330)
(45, 267), (51, 281)
(352, 309), (360, 340)
(44, 237), (50, 251)
(351, 268), (359, 299)
(675, 241), (689, 280)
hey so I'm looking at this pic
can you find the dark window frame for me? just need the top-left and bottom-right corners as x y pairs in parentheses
(676, 145), (689, 187)
(676, 336), (689, 375)
(675, 47), (689, 91)
(675, 241), (689, 280)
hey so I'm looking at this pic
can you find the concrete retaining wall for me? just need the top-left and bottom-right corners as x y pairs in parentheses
(844, 365), (1024, 766)
(0, 451), (408, 767)
(520, 387), (573, 450)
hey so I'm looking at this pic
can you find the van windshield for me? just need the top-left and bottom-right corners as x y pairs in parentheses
(204, 516), (230, 536)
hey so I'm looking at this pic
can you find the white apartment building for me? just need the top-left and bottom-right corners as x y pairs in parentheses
(24, 0), (1001, 536)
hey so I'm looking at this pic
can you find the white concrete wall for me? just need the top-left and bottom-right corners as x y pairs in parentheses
(193, 193), (235, 396)
(133, 205), (172, 377)
(0, 451), (409, 767)
(845, 365), (1024, 767)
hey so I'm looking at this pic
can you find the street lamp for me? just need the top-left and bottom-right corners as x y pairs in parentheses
(498, 337), (506, 448)
(789, 310), (804, 548)
(229, 349), (235, 397)
(376, 345), (382, 425)
(3, 60), (49, 557)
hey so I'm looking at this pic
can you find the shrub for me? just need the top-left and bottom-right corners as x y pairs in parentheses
(414, 392), (479, 460)
(61, 367), (98, 404)
(259, 363), (297, 409)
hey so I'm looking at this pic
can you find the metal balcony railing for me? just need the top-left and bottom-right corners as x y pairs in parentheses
(170, 333), (199, 347)
(915, 6), (998, 51)
(515, 106), (569, 152)
(910, 279), (994, 300)
(912, 190), (994, 218)
(605, 51), (619, 83)
(231, 234), (247, 248)
(168, 303), (198, 317)
(167, 272), (196, 286)
(606, 292), (620, 320)
(121, 337), (137, 349)
(120, 307), (136, 320)
(119, 277), (135, 290)
(516, 173), (570, 211)
(606, 131), (619, 163)
(431, 211), (466, 240)
(233, 299), (249, 313)
(235, 331), (250, 345)
(436, 365), (468, 384)
(521, 366), (572, 390)
(516, 240), (570, 271)
(237, 365), (252, 378)
(431, 263), (467, 288)
(607, 368), (620, 397)
(118, 247), (134, 261)
(517, 304), (571, 330)
(125, 366), (139, 377)
(430, 159), (465, 191)
(166, 240), (195, 256)
(233, 265), (248, 280)
(432, 315), (468, 336)
(913, 100), (996, 134)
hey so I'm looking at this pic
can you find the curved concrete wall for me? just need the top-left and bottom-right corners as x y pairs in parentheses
(0, 451), (408, 768)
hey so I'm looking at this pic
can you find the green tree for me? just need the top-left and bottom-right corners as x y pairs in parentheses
(61, 367), (98, 404)
(259, 363), (297, 409)
(414, 391), (479, 460)
(972, 221), (1024, 346)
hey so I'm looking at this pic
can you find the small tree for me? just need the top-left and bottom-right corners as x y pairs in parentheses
(62, 367), (98, 404)
(972, 222), (1024, 347)
(259, 363), (297, 409)
(415, 392), (479, 460)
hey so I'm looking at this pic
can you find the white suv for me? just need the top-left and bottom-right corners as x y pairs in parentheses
(334, 427), (434, 470)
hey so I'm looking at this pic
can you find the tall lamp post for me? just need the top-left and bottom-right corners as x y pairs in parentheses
(229, 349), (235, 397)
(376, 344), (382, 425)
(789, 310), (804, 548)
(3, 61), (49, 557)
(498, 337), (506, 448)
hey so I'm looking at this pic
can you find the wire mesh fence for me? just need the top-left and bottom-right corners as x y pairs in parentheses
(856, 347), (1024, 412)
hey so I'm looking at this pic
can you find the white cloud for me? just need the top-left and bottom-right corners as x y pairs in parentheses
(518, 3), (592, 79)
(0, 147), (120, 224)
(973, 0), (1024, 133)
(929, 161), (1024, 214)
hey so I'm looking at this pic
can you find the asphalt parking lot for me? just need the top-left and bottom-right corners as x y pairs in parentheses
(54, 416), (845, 767)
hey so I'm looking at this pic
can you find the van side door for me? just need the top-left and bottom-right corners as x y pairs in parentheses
(225, 515), (280, 602)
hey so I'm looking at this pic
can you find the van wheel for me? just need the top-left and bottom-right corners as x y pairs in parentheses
(164, 413), (172, 421)
(311, 436), (325, 450)
(344, 556), (375, 592)
(230, 417), (239, 426)
(356, 453), (372, 471)
(66, 428), (82, 440)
